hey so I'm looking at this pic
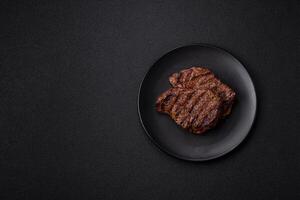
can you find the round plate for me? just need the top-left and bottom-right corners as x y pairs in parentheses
(138, 44), (257, 161)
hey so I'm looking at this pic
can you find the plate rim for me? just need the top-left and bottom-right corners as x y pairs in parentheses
(137, 43), (257, 161)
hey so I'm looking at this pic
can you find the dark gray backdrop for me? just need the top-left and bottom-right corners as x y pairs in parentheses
(0, 0), (299, 199)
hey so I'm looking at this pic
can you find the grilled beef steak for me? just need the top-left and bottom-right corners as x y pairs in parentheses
(156, 67), (236, 134)
(169, 67), (236, 116)
(156, 87), (223, 134)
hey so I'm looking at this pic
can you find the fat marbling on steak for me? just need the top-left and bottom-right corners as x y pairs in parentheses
(156, 87), (223, 134)
(169, 67), (236, 116)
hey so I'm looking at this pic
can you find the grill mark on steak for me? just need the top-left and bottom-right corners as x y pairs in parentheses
(188, 74), (215, 89)
(188, 90), (219, 134)
(179, 90), (207, 128)
(170, 91), (187, 118)
(172, 90), (194, 120)
(175, 91), (196, 125)
(189, 91), (215, 129)
(189, 71), (212, 83)
(196, 97), (219, 125)
(168, 93), (179, 113)
(190, 93), (221, 133)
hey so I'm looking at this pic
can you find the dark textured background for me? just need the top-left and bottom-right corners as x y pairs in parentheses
(0, 0), (299, 199)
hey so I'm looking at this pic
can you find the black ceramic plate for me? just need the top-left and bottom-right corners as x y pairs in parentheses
(138, 44), (256, 161)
